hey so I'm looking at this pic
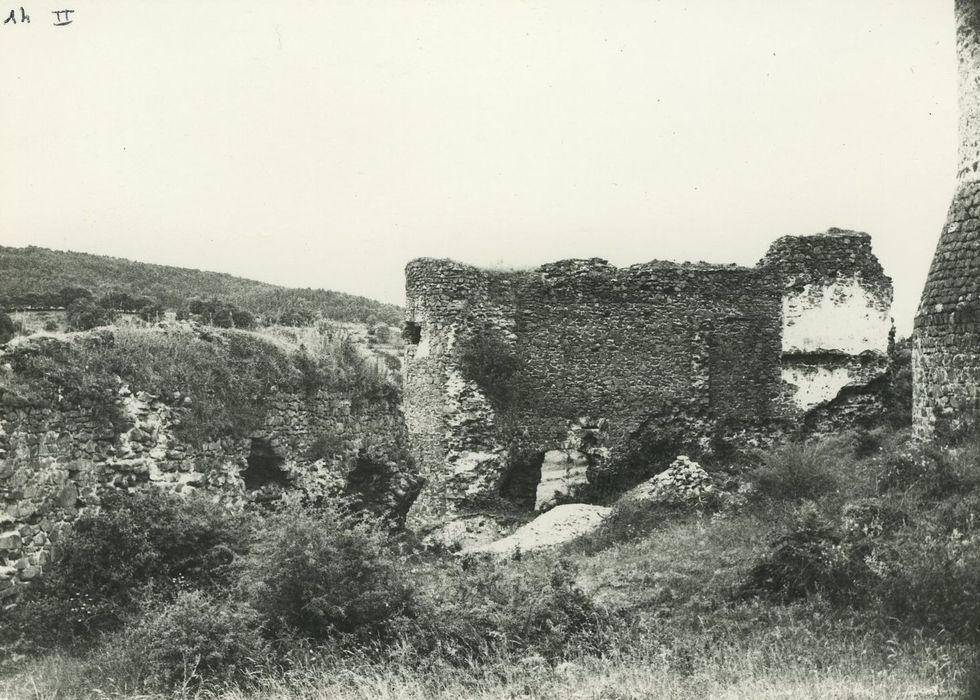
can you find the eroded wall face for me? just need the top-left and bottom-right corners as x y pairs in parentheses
(913, 0), (980, 440)
(0, 387), (415, 597)
(763, 230), (893, 413)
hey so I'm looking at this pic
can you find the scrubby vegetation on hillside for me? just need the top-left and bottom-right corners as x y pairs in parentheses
(0, 245), (402, 326)
(0, 324), (397, 445)
(2, 427), (979, 698)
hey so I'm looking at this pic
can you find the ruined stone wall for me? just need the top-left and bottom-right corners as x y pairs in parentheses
(404, 229), (894, 532)
(913, 0), (980, 440)
(403, 257), (784, 529)
(0, 385), (414, 598)
(763, 229), (893, 413)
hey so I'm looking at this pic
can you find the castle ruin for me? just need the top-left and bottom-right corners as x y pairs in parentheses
(914, 0), (980, 440)
(403, 229), (893, 532)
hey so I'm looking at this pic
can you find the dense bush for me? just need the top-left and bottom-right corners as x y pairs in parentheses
(0, 309), (14, 344)
(66, 296), (117, 331)
(740, 503), (872, 604)
(876, 435), (980, 499)
(92, 591), (270, 694)
(876, 525), (980, 642)
(242, 501), (416, 645)
(4, 490), (248, 648)
(188, 297), (256, 329)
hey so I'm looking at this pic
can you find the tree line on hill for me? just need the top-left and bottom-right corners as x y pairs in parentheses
(0, 245), (403, 326)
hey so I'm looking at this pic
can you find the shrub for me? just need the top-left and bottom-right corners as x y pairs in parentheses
(242, 500), (416, 645)
(42, 319), (59, 332)
(877, 435), (980, 499)
(137, 302), (166, 323)
(740, 503), (870, 604)
(91, 591), (270, 694)
(881, 336), (913, 429)
(876, 525), (980, 642)
(372, 324), (392, 343)
(66, 297), (117, 331)
(749, 440), (845, 503)
(405, 557), (617, 662)
(0, 309), (14, 344)
(5, 490), (249, 648)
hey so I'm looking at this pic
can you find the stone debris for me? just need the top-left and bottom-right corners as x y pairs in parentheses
(624, 456), (713, 504)
(463, 504), (611, 556)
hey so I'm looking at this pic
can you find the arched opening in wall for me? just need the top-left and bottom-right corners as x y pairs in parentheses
(499, 450), (545, 511)
(403, 322), (422, 345)
(243, 438), (289, 490)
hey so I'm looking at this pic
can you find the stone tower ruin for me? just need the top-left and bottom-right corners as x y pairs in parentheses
(403, 230), (893, 534)
(914, 0), (980, 439)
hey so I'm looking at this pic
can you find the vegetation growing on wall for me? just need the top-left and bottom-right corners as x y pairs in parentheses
(0, 325), (398, 445)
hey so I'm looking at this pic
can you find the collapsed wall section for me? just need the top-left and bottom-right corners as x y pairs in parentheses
(761, 228), (894, 413)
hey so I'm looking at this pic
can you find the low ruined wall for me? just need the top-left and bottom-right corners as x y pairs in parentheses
(0, 383), (414, 599)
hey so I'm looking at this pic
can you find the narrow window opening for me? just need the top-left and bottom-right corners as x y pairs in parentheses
(403, 321), (422, 345)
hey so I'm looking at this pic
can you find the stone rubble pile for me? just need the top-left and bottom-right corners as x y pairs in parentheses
(625, 455), (714, 504)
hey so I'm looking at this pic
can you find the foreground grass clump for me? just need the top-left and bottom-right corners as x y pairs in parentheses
(90, 591), (271, 694)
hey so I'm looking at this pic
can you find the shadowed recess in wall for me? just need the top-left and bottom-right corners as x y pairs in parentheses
(243, 438), (289, 490)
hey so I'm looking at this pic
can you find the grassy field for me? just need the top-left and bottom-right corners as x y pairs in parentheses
(1, 407), (976, 698)
(1, 507), (971, 698)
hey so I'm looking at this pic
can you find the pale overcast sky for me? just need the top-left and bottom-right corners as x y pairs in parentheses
(0, 0), (958, 336)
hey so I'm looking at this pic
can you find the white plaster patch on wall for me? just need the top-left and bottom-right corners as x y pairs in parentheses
(413, 325), (431, 359)
(782, 276), (891, 355)
(782, 366), (859, 411)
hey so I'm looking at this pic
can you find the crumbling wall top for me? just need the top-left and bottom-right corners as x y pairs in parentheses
(759, 228), (891, 289)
